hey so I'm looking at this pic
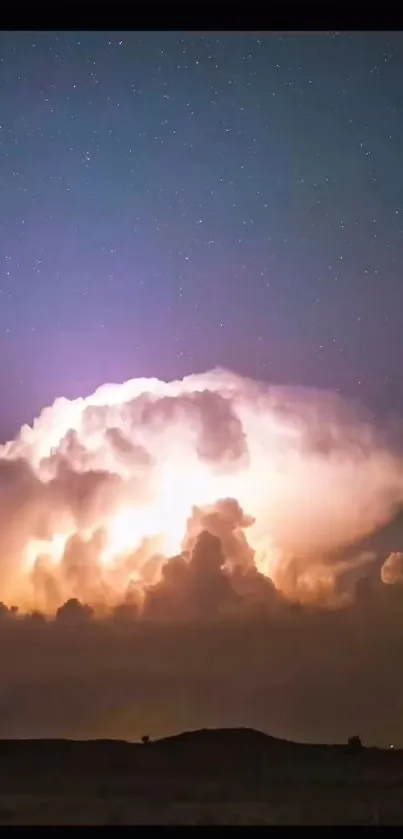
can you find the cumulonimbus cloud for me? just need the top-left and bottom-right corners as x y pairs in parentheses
(0, 367), (402, 617)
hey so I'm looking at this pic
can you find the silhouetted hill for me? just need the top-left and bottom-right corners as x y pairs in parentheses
(156, 726), (284, 748)
(0, 730), (401, 824)
(0, 727), (400, 790)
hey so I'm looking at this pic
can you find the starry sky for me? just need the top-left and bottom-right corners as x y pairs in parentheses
(1, 30), (403, 439)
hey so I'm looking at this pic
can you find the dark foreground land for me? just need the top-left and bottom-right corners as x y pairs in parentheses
(0, 728), (402, 824)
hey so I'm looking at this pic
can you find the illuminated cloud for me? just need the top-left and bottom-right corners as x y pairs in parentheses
(0, 368), (402, 615)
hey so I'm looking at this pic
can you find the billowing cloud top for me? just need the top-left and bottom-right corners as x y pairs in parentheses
(0, 368), (403, 617)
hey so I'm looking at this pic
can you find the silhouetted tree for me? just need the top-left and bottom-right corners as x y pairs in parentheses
(346, 735), (362, 754)
(141, 735), (150, 745)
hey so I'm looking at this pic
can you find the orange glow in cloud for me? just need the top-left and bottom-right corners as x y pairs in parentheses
(0, 368), (402, 614)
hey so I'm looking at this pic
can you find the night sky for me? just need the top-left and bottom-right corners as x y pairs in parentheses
(3, 30), (403, 748)
(1, 30), (403, 438)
